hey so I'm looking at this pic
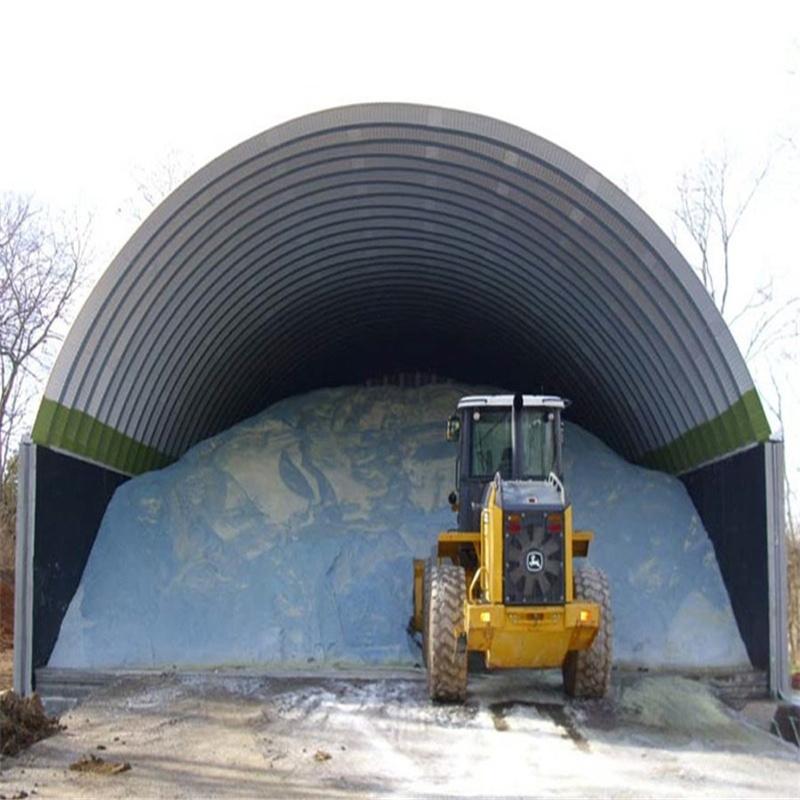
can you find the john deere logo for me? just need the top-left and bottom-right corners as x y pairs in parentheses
(526, 550), (544, 572)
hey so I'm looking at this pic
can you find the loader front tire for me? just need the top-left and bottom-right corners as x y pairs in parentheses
(421, 560), (432, 667)
(563, 564), (612, 699)
(427, 564), (467, 703)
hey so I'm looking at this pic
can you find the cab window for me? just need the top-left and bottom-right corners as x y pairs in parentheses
(469, 409), (512, 478)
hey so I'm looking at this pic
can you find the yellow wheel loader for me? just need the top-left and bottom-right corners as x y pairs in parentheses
(412, 393), (612, 702)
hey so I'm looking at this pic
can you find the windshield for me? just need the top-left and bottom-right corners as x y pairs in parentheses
(468, 407), (557, 479)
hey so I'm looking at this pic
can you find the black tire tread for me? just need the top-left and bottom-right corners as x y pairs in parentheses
(421, 560), (432, 667)
(427, 564), (467, 702)
(563, 564), (612, 699)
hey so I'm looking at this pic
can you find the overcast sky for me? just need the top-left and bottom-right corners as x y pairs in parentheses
(2, 0), (798, 492)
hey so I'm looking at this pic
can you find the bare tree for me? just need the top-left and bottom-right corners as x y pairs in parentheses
(675, 151), (799, 361)
(0, 193), (90, 484)
(788, 517), (800, 675)
(118, 148), (194, 223)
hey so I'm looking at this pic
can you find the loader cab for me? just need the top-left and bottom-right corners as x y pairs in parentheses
(449, 394), (566, 532)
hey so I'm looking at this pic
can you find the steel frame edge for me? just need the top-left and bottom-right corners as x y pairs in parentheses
(13, 438), (35, 696)
(765, 439), (789, 698)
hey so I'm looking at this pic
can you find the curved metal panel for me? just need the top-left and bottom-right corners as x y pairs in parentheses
(33, 104), (769, 475)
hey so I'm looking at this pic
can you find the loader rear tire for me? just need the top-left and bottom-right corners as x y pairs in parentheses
(427, 564), (467, 703)
(563, 564), (612, 699)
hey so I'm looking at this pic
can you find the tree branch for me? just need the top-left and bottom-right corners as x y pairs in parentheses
(0, 193), (90, 482)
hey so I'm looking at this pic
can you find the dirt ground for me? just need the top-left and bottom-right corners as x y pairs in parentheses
(0, 667), (797, 799)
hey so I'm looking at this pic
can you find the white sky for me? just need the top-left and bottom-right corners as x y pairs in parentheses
(2, 0), (798, 500)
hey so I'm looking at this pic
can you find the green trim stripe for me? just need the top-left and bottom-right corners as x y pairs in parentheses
(32, 399), (173, 475)
(642, 389), (771, 473)
(32, 389), (770, 478)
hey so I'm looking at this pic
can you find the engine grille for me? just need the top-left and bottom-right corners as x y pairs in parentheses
(503, 511), (564, 605)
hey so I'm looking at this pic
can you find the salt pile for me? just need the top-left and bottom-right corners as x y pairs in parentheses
(49, 384), (749, 670)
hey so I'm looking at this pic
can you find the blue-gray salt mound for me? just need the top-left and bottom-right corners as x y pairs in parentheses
(49, 384), (749, 670)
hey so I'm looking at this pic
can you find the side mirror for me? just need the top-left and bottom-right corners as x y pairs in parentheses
(448, 490), (459, 511)
(445, 415), (461, 442)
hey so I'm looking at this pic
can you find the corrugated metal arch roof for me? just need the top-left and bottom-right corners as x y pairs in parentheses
(32, 103), (769, 475)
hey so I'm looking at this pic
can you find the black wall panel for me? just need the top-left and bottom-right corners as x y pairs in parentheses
(32, 446), (128, 670)
(681, 445), (769, 669)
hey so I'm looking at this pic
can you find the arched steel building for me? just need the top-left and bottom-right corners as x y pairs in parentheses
(15, 104), (788, 694)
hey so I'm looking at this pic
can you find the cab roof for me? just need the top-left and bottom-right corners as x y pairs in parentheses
(457, 394), (567, 409)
